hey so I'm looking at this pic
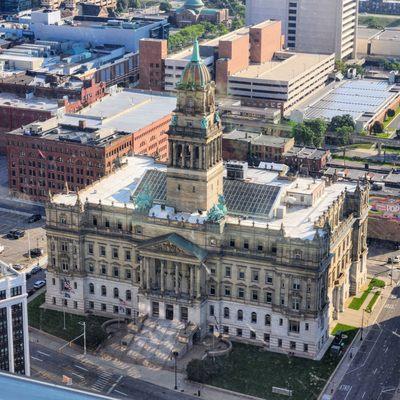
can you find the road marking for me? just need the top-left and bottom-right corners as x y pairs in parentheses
(384, 346), (389, 353)
(113, 389), (127, 396)
(71, 372), (84, 380)
(37, 351), (50, 357)
(107, 375), (123, 395)
(31, 356), (43, 362)
(361, 391), (366, 398)
(74, 364), (89, 372)
(344, 386), (352, 400)
(373, 368), (378, 375)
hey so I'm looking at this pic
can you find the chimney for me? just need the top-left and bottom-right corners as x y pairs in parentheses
(79, 120), (86, 130)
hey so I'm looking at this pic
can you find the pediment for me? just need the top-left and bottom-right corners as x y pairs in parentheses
(137, 233), (207, 262)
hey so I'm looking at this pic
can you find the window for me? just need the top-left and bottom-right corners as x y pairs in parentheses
(265, 292), (272, 304)
(281, 296), (285, 306)
(89, 301), (94, 309)
(101, 285), (107, 296)
(224, 286), (231, 296)
(99, 246), (106, 257)
(113, 287), (119, 299)
(243, 239), (249, 250)
(251, 312), (257, 323)
(74, 301), (78, 309)
(89, 283), (94, 294)
(265, 314), (271, 326)
(125, 250), (131, 261)
(125, 269), (132, 279)
(126, 290), (131, 301)
(250, 331), (256, 339)
(293, 279), (301, 290)
(252, 290), (258, 301)
(257, 243), (263, 252)
(305, 323), (309, 331)
(117, 221), (123, 230)
(238, 287), (245, 299)
(290, 341), (296, 350)
(225, 266), (231, 278)
(238, 269), (245, 280)
(52, 278), (56, 285)
(289, 320), (300, 333)
(101, 303), (107, 312)
(88, 243), (93, 255)
(105, 219), (110, 228)
(112, 248), (119, 259)
(64, 299), (68, 307)
(236, 328), (242, 337)
(113, 267), (119, 278)
(251, 270), (259, 282)
(266, 274), (273, 284)
(74, 282), (77, 289)
(223, 326), (229, 334)
(303, 343), (309, 353)
(113, 305), (119, 314)
(62, 261), (68, 272)
(92, 216), (97, 226)
(278, 339), (282, 348)
(89, 263), (94, 273)
(279, 318), (283, 326)
(101, 265), (107, 275)
(264, 333), (270, 343)
(209, 305), (214, 316)
(292, 298), (300, 310)
(223, 307), (230, 319)
(52, 297), (56, 305)
(229, 238), (235, 248)
(210, 285), (215, 295)
(237, 310), (243, 321)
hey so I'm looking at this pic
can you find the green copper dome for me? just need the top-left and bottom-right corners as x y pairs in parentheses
(178, 39), (211, 89)
(184, 0), (204, 9)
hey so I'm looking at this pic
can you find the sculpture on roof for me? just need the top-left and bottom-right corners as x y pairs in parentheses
(133, 186), (153, 213)
(207, 195), (227, 222)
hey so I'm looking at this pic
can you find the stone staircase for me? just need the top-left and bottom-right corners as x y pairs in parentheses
(125, 318), (189, 368)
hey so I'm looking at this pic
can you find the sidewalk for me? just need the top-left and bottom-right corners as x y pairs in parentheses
(29, 328), (258, 400)
(319, 279), (393, 399)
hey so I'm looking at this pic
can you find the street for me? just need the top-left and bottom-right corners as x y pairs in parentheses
(29, 343), (195, 400)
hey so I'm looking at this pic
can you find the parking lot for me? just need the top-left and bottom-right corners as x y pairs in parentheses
(0, 209), (46, 269)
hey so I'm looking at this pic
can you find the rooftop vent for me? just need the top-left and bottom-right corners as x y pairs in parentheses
(226, 161), (248, 180)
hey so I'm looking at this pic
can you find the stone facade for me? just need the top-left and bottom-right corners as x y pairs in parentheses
(44, 44), (369, 360)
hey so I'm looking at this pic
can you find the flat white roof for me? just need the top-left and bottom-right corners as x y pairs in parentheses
(0, 92), (59, 111)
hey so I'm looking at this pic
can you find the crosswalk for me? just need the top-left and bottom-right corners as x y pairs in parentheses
(385, 303), (396, 310)
(91, 371), (115, 392)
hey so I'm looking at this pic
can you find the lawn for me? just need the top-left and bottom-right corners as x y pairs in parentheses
(188, 324), (358, 400)
(366, 291), (381, 313)
(348, 278), (385, 310)
(28, 293), (109, 350)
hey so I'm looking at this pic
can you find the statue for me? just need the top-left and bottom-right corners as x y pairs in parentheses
(207, 195), (227, 222)
(171, 115), (178, 126)
(201, 116), (208, 129)
(214, 112), (221, 123)
(133, 186), (153, 212)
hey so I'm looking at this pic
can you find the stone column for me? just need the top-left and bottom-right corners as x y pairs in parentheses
(190, 144), (194, 169)
(196, 267), (201, 298)
(190, 265), (194, 298)
(160, 260), (165, 293)
(146, 258), (150, 291)
(139, 257), (144, 288)
(175, 262), (180, 296)
(181, 144), (185, 168)
(22, 301), (30, 376)
(199, 145), (203, 170)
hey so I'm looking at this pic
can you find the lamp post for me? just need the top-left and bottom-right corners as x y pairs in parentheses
(360, 308), (365, 341)
(79, 321), (86, 355)
(172, 350), (179, 390)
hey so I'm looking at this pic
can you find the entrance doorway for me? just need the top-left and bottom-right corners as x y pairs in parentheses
(166, 304), (174, 320)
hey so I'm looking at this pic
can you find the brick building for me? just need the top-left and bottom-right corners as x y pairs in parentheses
(6, 89), (176, 201)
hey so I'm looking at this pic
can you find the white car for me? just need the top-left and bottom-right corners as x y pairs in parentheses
(0, 244), (4, 254)
(13, 264), (23, 271)
(388, 255), (400, 264)
(33, 280), (46, 290)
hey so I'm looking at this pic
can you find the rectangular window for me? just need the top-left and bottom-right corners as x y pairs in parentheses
(225, 266), (231, 278)
(209, 305), (214, 316)
(238, 287), (245, 299)
(224, 286), (231, 296)
(100, 246), (106, 257)
(101, 265), (107, 275)
(112, 248), (119, 259)
(266, 275), (273, 284)
(229, 238), (235, 248)
(210, 285), (215, 295)
(101, 303), (106, 312)
(290, 341), (296, 350)
(265, 292), (272, 304)
(223, 326), (229, 334)
(238, 269), (245, 280)
(279, 318), (283, 326)
(243, 239), (249, 250)
(125, 250), (131, 261)
(252, 290), (258, 301)
(74, 301), (78, 309)
(278, 339), (282, 347)
(125, 269), (132, 279)
(251, 270), (259, 282)
(113, 306), (119, 314)
(113, 267), (119, 278)
(236, 328), (242, 337)
(289, 320), (300, 333)
(264, 333), (270, 343)
(88, 243), (93, 255)
(305, 323), (309, 331)
(89, 301), (94, 309)
(303, 343), (308, 352)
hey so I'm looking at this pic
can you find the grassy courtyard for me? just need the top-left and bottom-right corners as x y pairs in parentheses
(28, 293), (109, 350)
(348, 278), (385, 311)
(188, 324), (357, 400)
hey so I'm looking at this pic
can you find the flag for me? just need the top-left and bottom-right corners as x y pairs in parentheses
(38, 149), (45, 159)
(118, 297), (127, 313)
(63, 277), (75, 294)
(213, 315), (219, 331)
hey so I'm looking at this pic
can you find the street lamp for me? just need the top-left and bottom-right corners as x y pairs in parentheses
(172, 350), (179, 390)
(78, 321), (86, 355)
(360, 308), (365, 341)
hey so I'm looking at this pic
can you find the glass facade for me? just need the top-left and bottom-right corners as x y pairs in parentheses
(0, 0), (32, 13)
(11, 304), (25, 375)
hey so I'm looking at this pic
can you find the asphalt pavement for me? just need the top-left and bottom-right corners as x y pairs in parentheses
(30, 343), (195, 400)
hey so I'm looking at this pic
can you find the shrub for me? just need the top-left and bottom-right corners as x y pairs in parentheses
(387, 109), (395, 118)
(372, 121), (384, 134)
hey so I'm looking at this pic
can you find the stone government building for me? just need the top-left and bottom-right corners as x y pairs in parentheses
(44, 42), (369, 359)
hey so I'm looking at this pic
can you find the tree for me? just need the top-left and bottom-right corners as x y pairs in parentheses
(304, 118), (327, 147)
(329, 114), (355, 132)
(292, 123), (315, 146)
(117, 0), (129, 12)
(372, 121), (384, 134)
(336, 126), (353, 145)
(396, 129), (400, 139)
(159, 1), (171, 12)
(387, 109), (395, 118)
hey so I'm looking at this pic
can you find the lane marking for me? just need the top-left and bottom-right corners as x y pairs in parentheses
(361, 392), (366, 398)
(74, 364), (89, 372)
(114, 389), (127, 396)
(344, 386), (352, 400)
(384, 347), (389, 353)
(31, 356), (43, 362)
(71, 372), (84, 380)
(37, 350), (50, 357)
(107, 375), (123, 395)
(373, 368), (378, 375)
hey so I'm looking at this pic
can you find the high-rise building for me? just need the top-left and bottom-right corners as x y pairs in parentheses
(0, 261), (30, 376)
(0, 0), (31, 13)
(245, 0), (358, 60)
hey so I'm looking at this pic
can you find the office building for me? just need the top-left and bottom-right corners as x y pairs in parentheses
(0, 0), (31, 13)
(0, 261), (30, 376)
(245, 0), (359, 60)
(44, 42), (369, 360)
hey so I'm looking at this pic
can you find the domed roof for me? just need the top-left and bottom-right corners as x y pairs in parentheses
(184, 0), (204, 9)
(178, 39), (211, 89)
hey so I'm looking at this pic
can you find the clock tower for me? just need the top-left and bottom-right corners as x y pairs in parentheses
(166, 39), (224, 213)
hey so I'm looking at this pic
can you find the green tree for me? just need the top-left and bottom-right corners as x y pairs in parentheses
(117, 0), (129, 12)
(292, 123), (315, 146)
(304, 118), (327, 147)
(159, 1), (171, 12)
(329, 115), (355, 132)
(372, 121), (384, 134)
(336, 126), (353, 145)
(387, 109), (395, 118)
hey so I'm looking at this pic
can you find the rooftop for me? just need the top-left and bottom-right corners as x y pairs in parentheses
(223, 130), (293, 147)
(52, 155), (357, 240)
(302, 79), (400, 122)
(0, 92), (60, 112)
(231, 51), (333, 82)
(0, 261), (19, 279)
(201, 27), (249, 47)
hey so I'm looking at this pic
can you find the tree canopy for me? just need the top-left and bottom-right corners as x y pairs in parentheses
(292, 119), (327, 147)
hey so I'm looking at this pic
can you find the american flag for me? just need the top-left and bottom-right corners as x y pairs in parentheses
(38, 149), (45, 159)
(63, 278), (74, 298)
(118, 298), (127, 313)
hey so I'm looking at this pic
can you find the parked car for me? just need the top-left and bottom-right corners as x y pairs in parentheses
(7, 229), (25, 239)
(33, 280), (46, 290)
(388, 255), (400, 264)
(30, 248), (44, 258)
(27, 288), (35, 297)
(0, 244), (4, 254)
(26, 272), (32, 279)
(27, 214), (42, 223)
(13, 264), (23, 271)
(31, 265), (42, 274)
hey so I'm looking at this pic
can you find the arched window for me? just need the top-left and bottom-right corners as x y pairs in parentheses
(237, 310), (243, 321)
(251, 312), (257, 323)
(126, 290), (131, 301)
(223, 307), (230, 319)
(113, 287), (119, 299)
(101, 285), (107, 296)
(265, 314), (271, 326)
(89, 283), (94, 294)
